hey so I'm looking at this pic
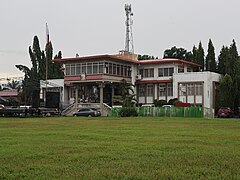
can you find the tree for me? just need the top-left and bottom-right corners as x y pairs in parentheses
(196, 41), (205, 70)
(163, 46), (193, 61)
(138, 55), (154, 60)
(205, 39), (217, 72)
(218, 74), (234, 108)
(218, 46), (229, 74)
(192, 45), (198, 64)
(113, 79), (136, 107)
(7, 80), (21, 91)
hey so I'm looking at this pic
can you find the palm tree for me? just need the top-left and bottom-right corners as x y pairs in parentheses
(113, 79), (137, 107)
(7, 80), (21, 90)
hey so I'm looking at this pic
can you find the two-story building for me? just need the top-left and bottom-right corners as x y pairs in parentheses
(53, 52), (221, 115)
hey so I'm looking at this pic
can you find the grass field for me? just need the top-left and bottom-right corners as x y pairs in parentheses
(0, 116), (239, 179)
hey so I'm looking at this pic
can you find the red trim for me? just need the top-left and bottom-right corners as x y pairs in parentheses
(136, 79), (172, 84)
(0, 90), (19, 97)
(86, 75), (103, 80)
(139, 59), (201, 67)
(64, 76), (81, 81)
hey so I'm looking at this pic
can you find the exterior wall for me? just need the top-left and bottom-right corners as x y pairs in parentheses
(54, 55), (220, 110)
(173, 71), (221, 108)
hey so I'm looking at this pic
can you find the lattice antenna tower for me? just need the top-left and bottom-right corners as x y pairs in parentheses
(125, 4), (134, 54)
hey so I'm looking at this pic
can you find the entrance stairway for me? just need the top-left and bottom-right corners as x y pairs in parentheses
(61, 103), (111, 116)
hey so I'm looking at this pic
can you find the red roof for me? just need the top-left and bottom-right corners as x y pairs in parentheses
(53, 54), (139, 64)
(53, 55), (201, 67)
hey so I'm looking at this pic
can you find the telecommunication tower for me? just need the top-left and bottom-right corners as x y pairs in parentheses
(124, 4), (134, 54)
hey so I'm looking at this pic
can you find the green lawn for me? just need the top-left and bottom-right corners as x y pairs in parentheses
(0, 117), (239, 179)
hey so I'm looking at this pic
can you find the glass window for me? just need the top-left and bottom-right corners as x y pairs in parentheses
(147, 84), (153, 96)
(121, 65), (124, 76)
(99, 63), (104, 74)
(195, 83), (203, 95)
(93, 63), (98, 74)
(70, 64), (75, 76)
(178, 65), (184, 73)
(76, 64), (81, 75)
(159, 84), (166, 96)
(117, 64), (120, 75)
(139, 69), (143, 77)
(87, 63), (92, 75)
(179, 83), (186, 96)
(139, 85), (145, 97)
(187, 83), (194, 95)
(82, 63), (86, 74)
(158, 68), (164, 77)
(66, 64), (70, 76)
(167, 83), (173, 96)
(113, 64), (116, 75)
(109, 63), (113, 74)
(187, 66), (192, 72)
(164, 68), (168, 76)
(169, 68), (174, 76)
(128, 66), (131, 77)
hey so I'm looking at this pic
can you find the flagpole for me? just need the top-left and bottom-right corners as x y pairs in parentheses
(45, 23), (49, 107)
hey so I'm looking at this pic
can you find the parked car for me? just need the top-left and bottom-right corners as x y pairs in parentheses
(217, 107), (233, 118)
(73, 108), (101, 117)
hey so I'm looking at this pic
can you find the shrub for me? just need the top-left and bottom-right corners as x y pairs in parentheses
(154, 99), (167, 107)
(119, 107), (138, 117)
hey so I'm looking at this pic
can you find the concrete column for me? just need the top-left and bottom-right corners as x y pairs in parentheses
(99, 83), (105, 115)
(75, 88), (78, 108)
(111, 85), (115, 106)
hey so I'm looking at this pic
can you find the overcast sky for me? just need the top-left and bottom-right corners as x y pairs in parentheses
(1, 0), (240, 77)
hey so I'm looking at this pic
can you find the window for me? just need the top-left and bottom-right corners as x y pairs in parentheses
(159, 84), (166, 96)
(142, 68), (154, 78)
(195, 83), (203, 95)
(99, 63), (104, 74)
(82, 63), (86, 74)
(187, 66), (192, 72)
(158, 68), (164, 77)
(178, 65), (184, 73)
(139, 85), (145, 97)
(109, 63), (113, 74)
(147, 84), (153, 96)
(121, 65), (124, 76)
(167, 83), (173, 96)
(139, 69), (143, 77)
(70, 64), (76, 75)
(117, 64), (120, 75)
(113, 64), (116, 75)
(158, 67), (174, 77)
(76, 64), (81, 75)
(187, 83), (194, 95)
(169, 68), (174, 76)
(93, 63), (98, 74)
(87, 63), (92, 75)
(66, 64), (70, 76)
(179, 83), (186, 96)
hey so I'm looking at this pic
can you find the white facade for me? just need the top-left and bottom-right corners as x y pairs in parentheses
(173, 72), (221, 108)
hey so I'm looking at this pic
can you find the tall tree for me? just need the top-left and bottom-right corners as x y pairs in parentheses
(218, 46), (229, 74)
(205, 39), (217, 72)
(192, 45), (198, 64)
(218, 74), (234, 109)
(196, 41), (205, 70)
(163, 46), (193, 61)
